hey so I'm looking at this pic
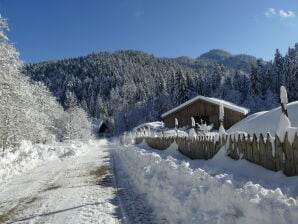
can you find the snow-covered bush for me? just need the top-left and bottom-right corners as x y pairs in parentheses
(0, 15), (91, 149)
(63, 92), (92, 140)
(0, 15), (66, 148)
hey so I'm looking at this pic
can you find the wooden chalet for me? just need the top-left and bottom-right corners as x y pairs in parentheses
(161, 96), (249, 129)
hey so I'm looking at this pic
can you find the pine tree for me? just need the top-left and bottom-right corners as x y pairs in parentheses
(173, 68), (188, 106)
(249, 62), (259, 96)
(273, 49), (283, 93)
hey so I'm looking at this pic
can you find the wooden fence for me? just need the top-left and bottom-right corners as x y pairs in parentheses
(135, 136), (223, 160)
(228, 133), (298, 176)
(135, 132), (298, 176)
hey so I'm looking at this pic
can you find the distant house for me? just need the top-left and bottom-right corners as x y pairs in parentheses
(92, 119), (113, 137)
(161, 96), (249, 129)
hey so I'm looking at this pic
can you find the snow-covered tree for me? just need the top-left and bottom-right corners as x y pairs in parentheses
(173, 69), (188, 106)
(63, 92), (91, 140)
(0, 15), (34, 148)
(0, 14), (93, 148)
(273, 49), (283, 93)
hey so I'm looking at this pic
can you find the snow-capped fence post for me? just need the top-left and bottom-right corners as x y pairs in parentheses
(219, 103), (224, 127)
(219, 103), (227, 146)
(246, 134), (253, 162)
(283, 132), (296, 176)
(175, 118), (178, 137)
(252, 134), (260, 165)
(259, 134), (267, 167)
(274, 135), (284, 171)
(280, 86), (288, 117)
(161, 122), (165, 138)
(240, 134), (247, 159)
(265, 133), (276, 171)
(189, 117), (197, 139)
(276, 85), (298, 175)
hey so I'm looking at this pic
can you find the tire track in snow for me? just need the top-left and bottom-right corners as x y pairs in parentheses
(110, 144), (161, 224)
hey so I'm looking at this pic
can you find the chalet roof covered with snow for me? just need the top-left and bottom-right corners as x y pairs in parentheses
(133, 121), (164, 132)
(161, 95), (250, 118)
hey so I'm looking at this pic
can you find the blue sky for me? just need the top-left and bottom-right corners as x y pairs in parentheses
(1, 0), (298, 63)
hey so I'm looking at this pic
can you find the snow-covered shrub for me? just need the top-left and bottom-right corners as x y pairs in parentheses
(0, 15), (92, 149)
(62, 92), (92, 140)
(0, 15), (66, 148)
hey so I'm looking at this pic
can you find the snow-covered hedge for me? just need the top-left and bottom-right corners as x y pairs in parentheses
(114, 144), (298, 224)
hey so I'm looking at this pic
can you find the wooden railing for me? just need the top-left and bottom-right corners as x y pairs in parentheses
(135, 132), (298, 176)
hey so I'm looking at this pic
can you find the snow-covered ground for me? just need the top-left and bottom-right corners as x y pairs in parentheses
(0, 139), (122, 223)
(114, 141), (298, 224)
(2, 137), (298, 223)
(0, 140), (160, 224)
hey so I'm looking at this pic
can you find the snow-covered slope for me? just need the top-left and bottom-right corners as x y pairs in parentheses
(228, 101), (298, 136)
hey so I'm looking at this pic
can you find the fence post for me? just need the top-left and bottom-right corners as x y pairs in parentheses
(275, 135), (284, 171)
(265, 133), (276, 171)
(259, 133), (267, 168)
(252, 134), (260, 165)
(283, 132), (295, 176)
(241, 134), (247, 159)
(293, 134), (298, 175)
(246, 134), (253, 162)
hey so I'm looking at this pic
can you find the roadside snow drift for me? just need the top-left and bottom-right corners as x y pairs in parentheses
(114, 143), (298, 224)
(0, 140), (100, 180)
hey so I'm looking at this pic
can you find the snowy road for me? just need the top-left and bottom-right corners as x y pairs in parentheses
(0, 141), (121, 224)
(3, 139), (297, 224)
(0, 140), (159, 224)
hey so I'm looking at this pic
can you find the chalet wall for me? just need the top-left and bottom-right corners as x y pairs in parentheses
(162, 99), (245, 129)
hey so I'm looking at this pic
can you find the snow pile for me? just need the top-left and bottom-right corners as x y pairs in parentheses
(0, 139), (99, 180)
(276, 113), (298, 144)
(228, 101), (298, 136)
(188, 128), (197, 138)
(164, 129), (188, 137)
(114, 144), (298, 224)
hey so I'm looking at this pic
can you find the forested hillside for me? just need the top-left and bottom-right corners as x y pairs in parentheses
(25, 46), (298, 132)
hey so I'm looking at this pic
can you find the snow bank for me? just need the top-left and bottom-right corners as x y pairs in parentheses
(228, 101), (298, 136)
(276, 113), (298, 144)
(0, 139), (100, 180)
(164, 129), (188, 137)
(114, 144), (298, 224)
